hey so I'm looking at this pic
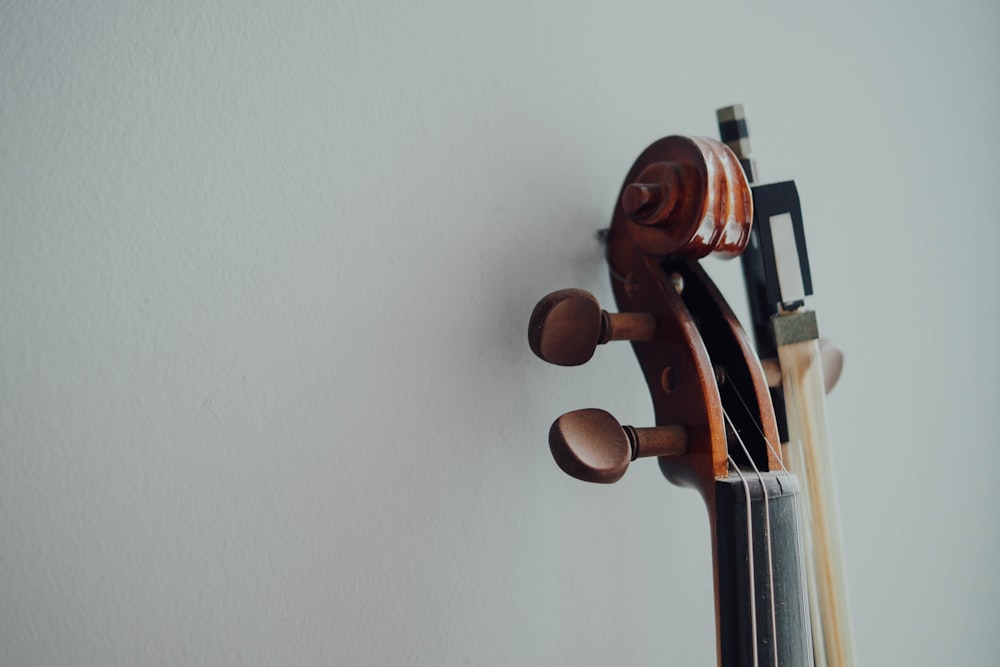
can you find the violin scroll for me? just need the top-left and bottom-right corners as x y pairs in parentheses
(618, 135), (753, 260)
(529, 136), (771, 490)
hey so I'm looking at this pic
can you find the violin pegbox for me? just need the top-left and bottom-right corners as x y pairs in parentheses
(530, 135), (778, 492)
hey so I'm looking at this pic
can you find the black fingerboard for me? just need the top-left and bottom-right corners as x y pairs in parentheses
(716, 473), (813, 666)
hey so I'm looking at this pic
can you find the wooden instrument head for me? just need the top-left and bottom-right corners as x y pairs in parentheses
(604, 135), (779, 495)
(528, 134), (779, 497)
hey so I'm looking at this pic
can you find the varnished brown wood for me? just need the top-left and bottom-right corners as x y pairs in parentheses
(604, 311), (657, 344)
(549, 409), (632, 483)
(528, 288), (655, 366)
(548, 409), (687, 483)
(623, 168), (681, 225)
(619, 136), (752, 260)
(630, 425), (688, 459)
(604, 136), (776, 495)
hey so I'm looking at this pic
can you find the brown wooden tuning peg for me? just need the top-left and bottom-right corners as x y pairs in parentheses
(759, 338), (844, 394)
(528, 289), (656, 366)
(549, 408), (688, 483)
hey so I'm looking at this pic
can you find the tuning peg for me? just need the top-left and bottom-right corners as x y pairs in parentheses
(818, 338), (845, 393)
(528, 289), (656, 366)
(549, 408), (687, 483)
(759, 338), (845, 394)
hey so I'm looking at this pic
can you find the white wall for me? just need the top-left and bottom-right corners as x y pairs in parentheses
(3, 1), (998, 665)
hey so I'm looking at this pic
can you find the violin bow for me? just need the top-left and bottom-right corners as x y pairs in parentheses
(718, 104), (856, 667)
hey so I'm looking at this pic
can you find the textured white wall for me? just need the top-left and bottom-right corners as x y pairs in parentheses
(2, 1), (998, 665)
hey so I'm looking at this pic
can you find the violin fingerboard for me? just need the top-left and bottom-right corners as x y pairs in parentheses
(715, 473), (813, 667)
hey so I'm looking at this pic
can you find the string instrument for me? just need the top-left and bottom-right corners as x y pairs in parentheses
(528, 112), (853, 665)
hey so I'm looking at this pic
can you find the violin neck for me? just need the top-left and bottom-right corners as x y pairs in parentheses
(714, 473), (812, 666)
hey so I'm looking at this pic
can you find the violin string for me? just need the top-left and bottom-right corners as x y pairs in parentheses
(727, 453), (760, 667)
(725, 407), (780, 667)
(599, 232), (779, 663)
(721, 367), (792, 479)
(724, 366), (818, 663)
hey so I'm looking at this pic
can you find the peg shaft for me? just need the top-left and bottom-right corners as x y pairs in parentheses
(628, 425), (688, 460)
(604, 311), (656, 344)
